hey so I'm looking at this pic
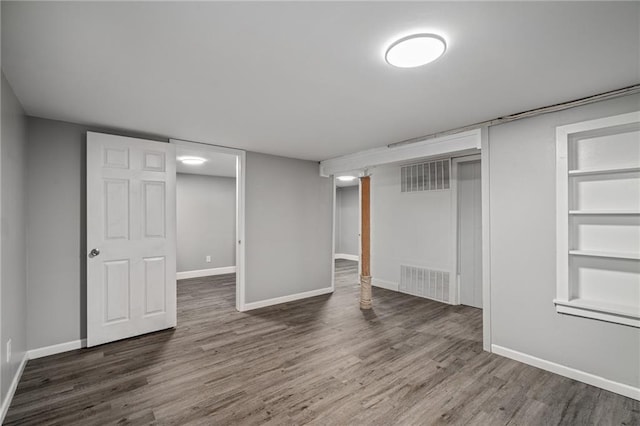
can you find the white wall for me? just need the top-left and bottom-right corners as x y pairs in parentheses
(1, 72), (28, 411)
(335, 186), (359, 256)
(245, 152), (333, 303)
(371, 163), (453, 291)
(488, 93), (640, 388)
(177, 173), (235, 272)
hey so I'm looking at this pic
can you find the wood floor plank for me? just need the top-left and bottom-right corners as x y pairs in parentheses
(5, 260), (639, 425)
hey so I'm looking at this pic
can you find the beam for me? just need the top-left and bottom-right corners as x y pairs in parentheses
(360, 176), (372, 309)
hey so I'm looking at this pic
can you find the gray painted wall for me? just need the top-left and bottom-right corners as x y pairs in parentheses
(335, 186), (359, 255)
(245, 152), (333, 303)
(25, 117), (333, 349)
(488, 93), (640, 388)
(25, 117), (169, 350)
(177, 173), (236, 272)
(1, 73), (28, 405)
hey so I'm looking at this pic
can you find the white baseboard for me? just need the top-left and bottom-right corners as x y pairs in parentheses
(334, 253), (359, 261)
(177, 266), (236, 280)
(492, 344), (640, 401)
(0, 353), (28, 424)
(28, 339), (86, 360)
(372, 278), (399, 291)
(242, 287), (333, 311)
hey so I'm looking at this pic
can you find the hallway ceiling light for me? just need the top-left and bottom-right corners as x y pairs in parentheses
(337, 176), (357, 182)
(385, 34), (446, 68)
(178, 156), (207, 165)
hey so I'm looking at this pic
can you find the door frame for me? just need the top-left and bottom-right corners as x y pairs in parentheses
(450, 154), (482, 306)
(332, 177), (362, 291)
(170, 139), (247, 312)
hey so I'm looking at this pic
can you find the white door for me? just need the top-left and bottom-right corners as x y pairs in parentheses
(87, 132), (176, 347)
(458, 160), (483, 308)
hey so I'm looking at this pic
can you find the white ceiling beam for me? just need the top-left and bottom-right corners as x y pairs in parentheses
(319, 129), (481, 177)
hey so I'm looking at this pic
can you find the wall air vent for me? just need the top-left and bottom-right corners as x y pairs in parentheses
(400, 265), (450, 304)
(401, 159), (450, 192)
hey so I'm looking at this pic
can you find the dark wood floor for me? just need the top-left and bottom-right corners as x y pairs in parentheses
(6, 260), (639, 425)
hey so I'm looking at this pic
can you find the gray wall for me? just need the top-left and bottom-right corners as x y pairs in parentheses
(25, 117), (333, 349)
(488, 93), (640, 388)
(245, 152), (333, 303)
(1, 73), (28, 405)
(26, 117), (169, 349)
(335, 186), (359, 256)
(177, 173), (236, 272)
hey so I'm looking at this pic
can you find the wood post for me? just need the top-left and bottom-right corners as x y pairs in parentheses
(360, 175), (372, 310)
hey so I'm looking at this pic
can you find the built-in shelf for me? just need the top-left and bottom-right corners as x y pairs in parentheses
(554, 298), (640, 328)
(556, 111), (640, 329)
(568, 166), (640, 176)
(569, 250), (640, 260)
(568, 210), (640, 215)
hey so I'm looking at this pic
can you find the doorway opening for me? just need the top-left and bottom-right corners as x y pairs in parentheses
(452, 155), (483, 309)
(328, 154), (484, 311)
(333, 174), (360, 289)
(170, 139), (246, 311)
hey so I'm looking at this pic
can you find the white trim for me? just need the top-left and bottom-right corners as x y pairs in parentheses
(557, 110), (640, 135)
(177, 266), (236, 280)
(242, 287), (333, 311)
(331, 176), (336, 292)
(554, 299), (640, 328)
(236, 150), (246, 312)
(28, 339), (86, 360)
(0, 353), (28, 424)
(169, 139), (246, 312)
(335, 253), (359, 261)
(492, 344), (640, 401)
(372, 278), (399, 291)
(480, 126), (492, 352)
(320, 129), (481, 176)
(358, 178), (362, 276)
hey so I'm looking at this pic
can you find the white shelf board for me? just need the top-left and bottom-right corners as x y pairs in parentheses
(568, 166), (640, 176)
(554, 298), (640, 328)
(569, 210), (640, 215)
(569, 250), (640, 260)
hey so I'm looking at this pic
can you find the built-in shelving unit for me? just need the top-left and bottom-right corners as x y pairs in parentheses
(556, 111), (640, 327)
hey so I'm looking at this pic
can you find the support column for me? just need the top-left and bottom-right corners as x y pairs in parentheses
(360, 175), (372, 309)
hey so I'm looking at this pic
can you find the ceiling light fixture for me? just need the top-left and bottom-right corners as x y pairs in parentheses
(385, 34), (446, 68)
(179, 156), (207, 165)
(337, 176), (357, 182)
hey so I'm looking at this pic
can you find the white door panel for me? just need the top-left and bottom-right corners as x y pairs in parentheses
(87, 132), (176, 347)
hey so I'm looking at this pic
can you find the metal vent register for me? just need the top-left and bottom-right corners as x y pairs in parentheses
(401, 160), (450, 192)
(400, 265), (450, 303)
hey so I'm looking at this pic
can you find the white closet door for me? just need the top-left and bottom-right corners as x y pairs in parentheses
(459, 160), (483, 309)
(86, 132), (176, 347)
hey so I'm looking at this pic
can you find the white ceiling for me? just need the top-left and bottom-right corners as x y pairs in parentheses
(3, 2), (639, 161)
(175, 145), (236, 178)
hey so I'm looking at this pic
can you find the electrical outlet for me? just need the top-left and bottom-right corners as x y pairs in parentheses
(6, 339), (11, 364)
(205, 255), (211, 263)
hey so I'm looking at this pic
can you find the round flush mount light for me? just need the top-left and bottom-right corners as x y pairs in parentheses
(385, 34), (446, 68)
(179, 156), (207, 165)
(337, 176), (357, 182)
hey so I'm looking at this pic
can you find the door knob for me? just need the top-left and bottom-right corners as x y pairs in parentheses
(89, 248), (100, 258)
